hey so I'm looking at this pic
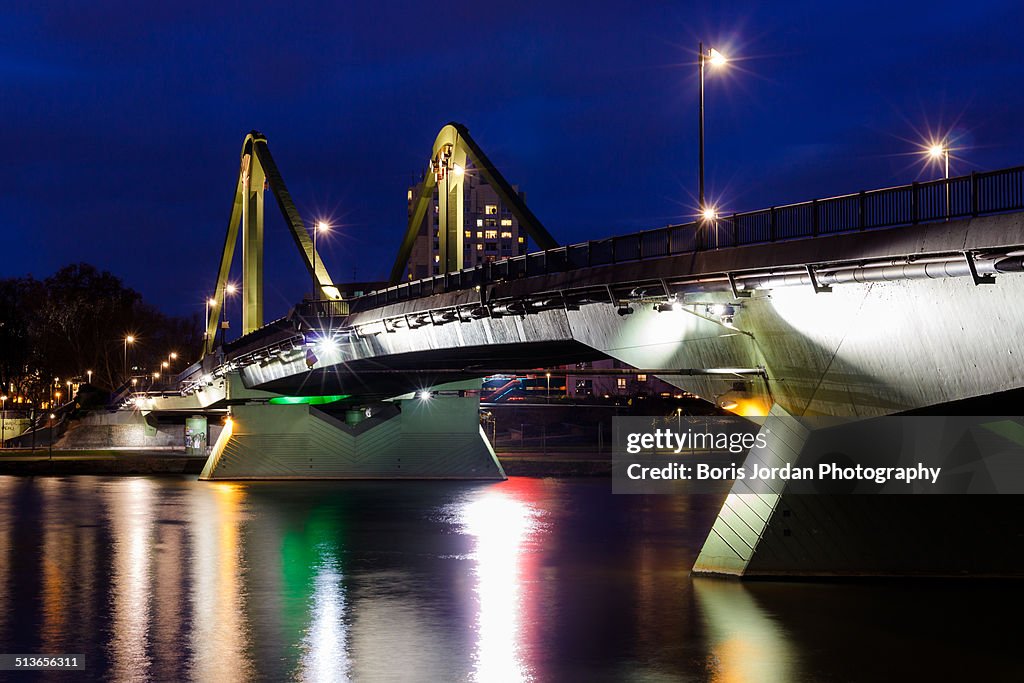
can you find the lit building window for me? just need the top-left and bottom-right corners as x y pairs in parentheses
(485, 204), (498, 215)
(476, 219), (483, 227)
(476, 244), (484, 251)
(484, 218), (497, 227)
(500, 231), (512, 239)
(484, 230), (498, 239)
(637, 374), (647, 382)
(465, 230), (472, 238)
(476, 231), (483, 238)
(616, 378), (627, 389)
(500, 218), (513, 226)
(434, 255), (440, 263)
(407, 189), (413, 200)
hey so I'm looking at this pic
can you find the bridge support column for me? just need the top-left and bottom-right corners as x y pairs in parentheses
(242, 149), (265, 335)
(200, 391), (504, 480)
(693, 404), (1024, 578)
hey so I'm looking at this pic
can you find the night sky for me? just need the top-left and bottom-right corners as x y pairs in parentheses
(3, 1), (1024, 320)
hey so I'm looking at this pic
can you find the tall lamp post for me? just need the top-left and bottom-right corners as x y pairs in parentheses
(698, 43), (728, 219)
(123, 335), (135, 383)
(312, 221), (329, 300)
(222, 283), (237, 343)
(1, 394), (7, 448)
(928, 142), (950, 219)
(205, 297), (217, 347)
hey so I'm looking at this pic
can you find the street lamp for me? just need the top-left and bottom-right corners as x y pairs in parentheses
(205, 297), (217, 342)
(698, 43), (728, 220)
(1, 395), (7, 448)
(927, 141), (951, 219)
(87, 370), (92, 385)
(312, 220), (329, 300)
(222, 283), (237, 343)
(124, 335), (135, 383)
(546, 371), (552, 403)
(49, 413), (56, 460)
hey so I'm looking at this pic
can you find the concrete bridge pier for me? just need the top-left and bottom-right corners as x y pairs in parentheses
(200, 382), (505, 480)
(692, 404), (1024, 577)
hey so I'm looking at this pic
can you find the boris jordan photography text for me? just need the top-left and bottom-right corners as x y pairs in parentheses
(612, 415), (1024, 495)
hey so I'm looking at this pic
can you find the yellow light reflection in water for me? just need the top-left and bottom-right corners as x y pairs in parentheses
(0, 480), (10, 639)
(40, 478), (72, 652)
(459, 480), (544, 683)
(189, 482), (251, 681)
(300, 554), (350, 682)
(107, 478), (155, 681)
(694, 578), (799, 683)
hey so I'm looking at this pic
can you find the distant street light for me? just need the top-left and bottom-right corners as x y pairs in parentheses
(1, 394), (7, 449)
(49, 413), (56, 460)
(312, 220), (330, 300)
(87, 370), (93, 385)
(546, 371), (552, 403)
(698, 43), (728, 220)
(124, 335), (135, 383)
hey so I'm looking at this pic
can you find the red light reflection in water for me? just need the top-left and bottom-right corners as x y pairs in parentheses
(457, 477), (548, 683)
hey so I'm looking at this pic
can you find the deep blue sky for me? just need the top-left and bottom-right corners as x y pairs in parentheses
(3, 1), (1023, 320)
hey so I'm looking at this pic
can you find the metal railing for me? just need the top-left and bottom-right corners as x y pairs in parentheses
(296, 298), (351, 319)
(352, 166), (1024, 312)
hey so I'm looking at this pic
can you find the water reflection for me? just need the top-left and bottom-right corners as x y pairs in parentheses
(458, 479), (545, 683)
(106, 478), (155, 681)
(694, 578), (799, 683)
(300, 553), (349, 682)
(188, 482), (251, 681)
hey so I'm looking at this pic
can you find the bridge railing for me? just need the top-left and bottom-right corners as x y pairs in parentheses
(352, 165), (1024, 312)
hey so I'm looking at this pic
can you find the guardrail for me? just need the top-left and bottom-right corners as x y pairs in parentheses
(351, 165), (1024, 312)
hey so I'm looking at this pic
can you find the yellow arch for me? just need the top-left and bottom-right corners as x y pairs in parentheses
(389, 122), (557, 284)
(205, 131), (341, 355)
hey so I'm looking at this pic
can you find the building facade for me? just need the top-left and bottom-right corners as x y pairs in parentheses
(404, 173), (529, 280)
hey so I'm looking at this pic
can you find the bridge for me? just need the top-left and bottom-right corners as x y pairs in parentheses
(138, 123), (1024, 577)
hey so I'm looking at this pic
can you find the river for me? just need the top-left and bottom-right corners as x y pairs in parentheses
(0, 476), (1019, 681)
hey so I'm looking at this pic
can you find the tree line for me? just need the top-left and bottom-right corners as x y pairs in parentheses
(0, 263), (201, 404)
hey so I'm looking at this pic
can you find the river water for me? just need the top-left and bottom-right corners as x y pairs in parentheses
(0, 475), (1020, 681)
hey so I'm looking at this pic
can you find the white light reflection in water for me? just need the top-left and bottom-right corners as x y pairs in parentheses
(300, 553), (350, 683)
(189, 483), (251, 681)
(459, 482), (543, 683)
(107, 478), (155, 681)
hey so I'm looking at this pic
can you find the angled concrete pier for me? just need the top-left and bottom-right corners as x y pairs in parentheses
(200, 391), (504, 480)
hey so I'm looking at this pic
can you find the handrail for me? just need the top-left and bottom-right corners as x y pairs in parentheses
(349, 165), (1024, 312)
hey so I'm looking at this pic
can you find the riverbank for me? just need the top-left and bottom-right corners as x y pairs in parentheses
(0, 450), (206, 475)
(0, 448), (611, 477)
